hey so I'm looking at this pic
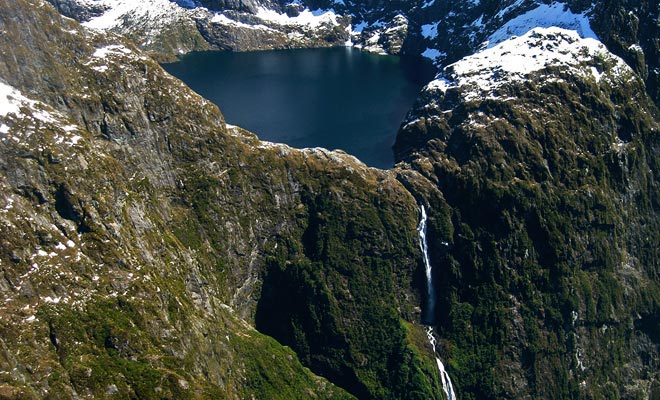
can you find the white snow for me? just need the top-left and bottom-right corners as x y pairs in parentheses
(495, 0), (526, 20)
(421, 48), (446, 61)
(0, 81), (86, 147)
(91, 44), (132, 59)
(421, 23), (438, 39)
(484, 2), (597, 48)
(352, 21), (368, 33)
(472, 15), (484, 29)
(83, 0), (187, 31)
(360, 32), (385, 54)
(421, 0), (435, 8)
(44, 296), (61, 304)
(211, 13), (274, 31)
(0, 81), (31, 118)
(32, 109), (58, 124)
(425, 27), (630, 101)
(255, 7), (340, 28)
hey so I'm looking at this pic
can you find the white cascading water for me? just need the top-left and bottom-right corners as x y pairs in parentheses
(418, 205), (457, 400)
(426, 327), (457, 400)
(418, 204), (435, 323)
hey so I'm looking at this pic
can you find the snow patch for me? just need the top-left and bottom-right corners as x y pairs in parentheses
(44, 296), (61, 304)
(495, 0), (526, 20)
(211, 13), (274, 31)
(352, 21), (368, 33)
(91, 44), (132, 59)
(421, 23), (438, 39)
(485, 2), (597, 48)
(83, 0), (188, 31)
(256, 7), (339, 28)
(0, 81), (33, 118)
(422, 48), (446, 62)
(426, 27), (630, 101)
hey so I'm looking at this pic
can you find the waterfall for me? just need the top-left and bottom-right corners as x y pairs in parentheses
(426, 327), (457, 400)
(418, 204), (457, 400)
(417, 204), (435, 324)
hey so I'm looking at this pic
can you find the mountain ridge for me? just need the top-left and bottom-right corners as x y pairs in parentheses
(1, 0), (659, 398)
(46, 0), (660, 107)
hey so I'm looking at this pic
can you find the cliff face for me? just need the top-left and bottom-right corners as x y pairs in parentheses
(0, 1), (442, 399)
(395, 7), (660, 399)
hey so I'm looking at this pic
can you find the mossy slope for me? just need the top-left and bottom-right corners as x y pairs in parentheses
(395, 34), (660, 399)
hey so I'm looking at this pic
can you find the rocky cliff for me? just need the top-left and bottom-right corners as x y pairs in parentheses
(0, 0), (443, 398)
(2, 0), (660, 399)
(395, 4), (660, 398)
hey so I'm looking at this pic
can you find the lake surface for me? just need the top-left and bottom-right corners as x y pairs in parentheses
(163, 47), (435, 169)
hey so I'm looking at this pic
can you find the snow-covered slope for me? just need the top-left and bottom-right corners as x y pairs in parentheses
(416, 1), (634, 105)
(49, 0), (350, 59)
(82, 0), (188, 31)
(0, 80), (84, 149)
(482, 2), (597, 48)
(425, 27), (632, 103)
(418, 0), (659, 105)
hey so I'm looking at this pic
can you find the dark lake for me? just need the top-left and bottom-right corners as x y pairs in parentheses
(163, 47), (435, 169)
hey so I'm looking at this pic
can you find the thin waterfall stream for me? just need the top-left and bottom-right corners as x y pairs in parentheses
(417, 204), (457, 400)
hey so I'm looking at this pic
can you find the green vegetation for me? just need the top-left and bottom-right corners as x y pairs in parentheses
(1, 1), (659, 399)
(397, 62), (660, 398)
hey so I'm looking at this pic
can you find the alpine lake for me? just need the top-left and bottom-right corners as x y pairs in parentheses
(163, 47), (435, 169)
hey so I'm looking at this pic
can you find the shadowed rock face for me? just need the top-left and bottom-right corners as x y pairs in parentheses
(44, 0), (108, 21)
